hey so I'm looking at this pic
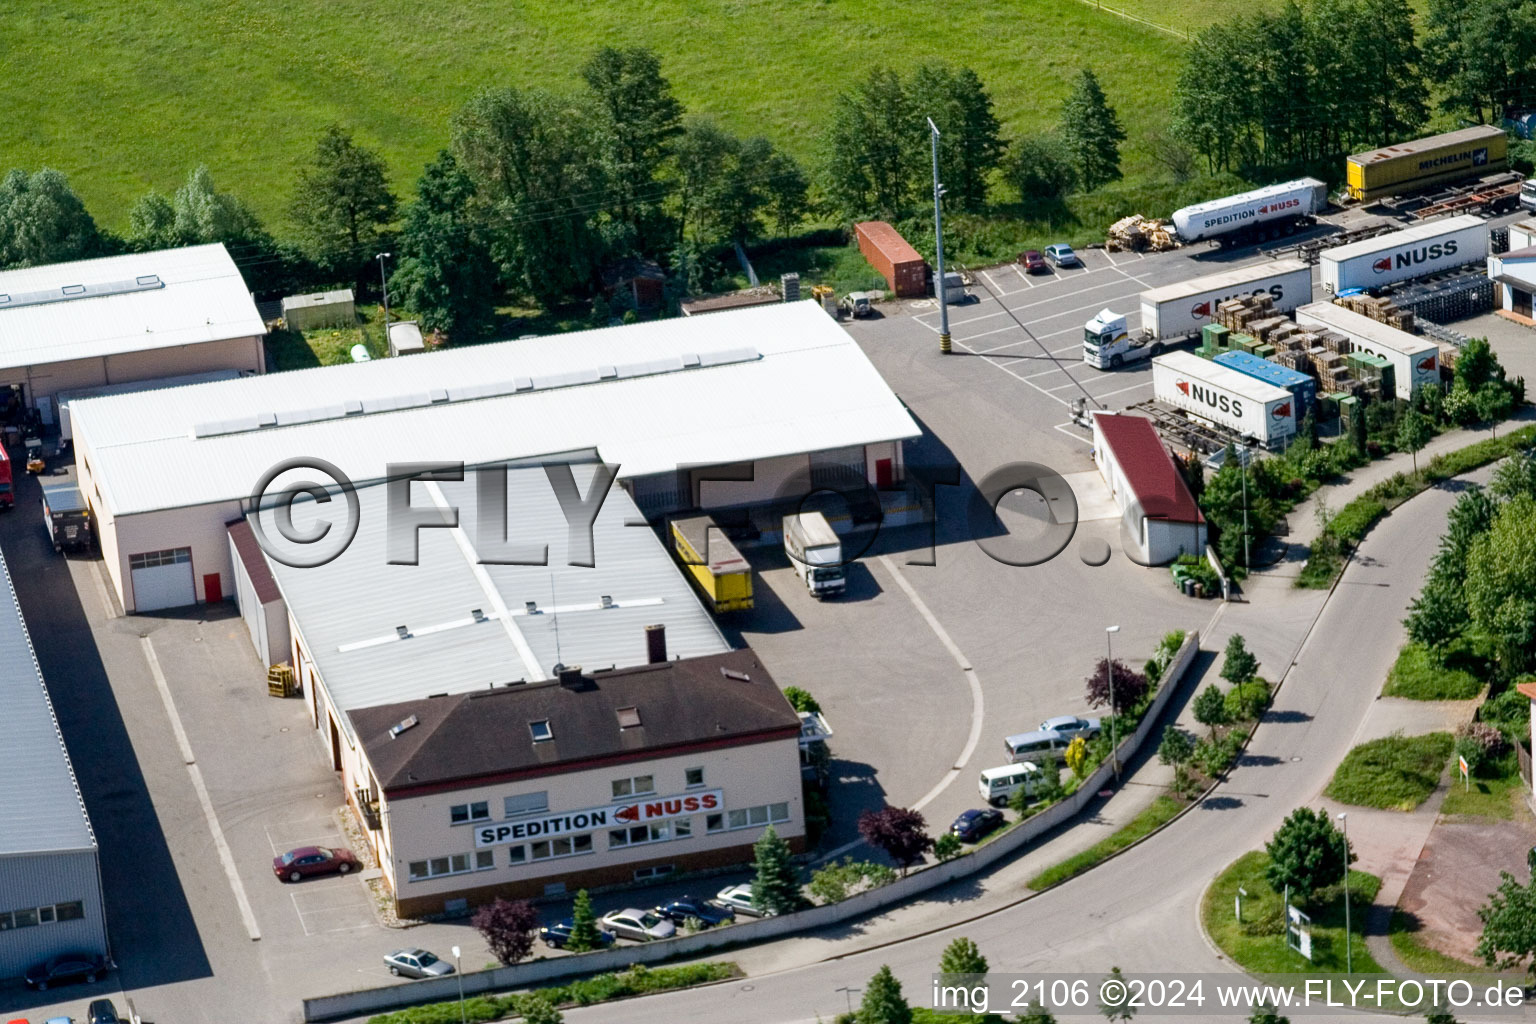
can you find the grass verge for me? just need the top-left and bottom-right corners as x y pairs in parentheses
(1203, 851), (1384, 975)
(1027, 795), (1183, 890)
(1324, 732), (1454, 811)
(1382, 642), (1485, 700)
(1440, 753), (1527, 821)
(1388, 909), (1484, 974)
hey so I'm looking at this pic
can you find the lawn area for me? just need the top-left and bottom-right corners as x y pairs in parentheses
(1324, 732), (1454, 811)
(1381, 643), (1485, 701)
(265, 318), (389, 371)
(1440, 753), (1528, 821)
(1388, 909), (1484, 974)
(1027, 795), (1183, 890)
(1204, 851), (1384, 976)
(2, 0), (1188, 230)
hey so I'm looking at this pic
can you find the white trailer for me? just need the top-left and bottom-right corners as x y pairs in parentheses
(1152, 350), (1297, 448)
(783, 511), (845, 598)
(1320, 215), (1487, 294)
(1084, 259), (1312, 368)
(1171, 179), (1329, 245)
(1294, 302), (1440, 398)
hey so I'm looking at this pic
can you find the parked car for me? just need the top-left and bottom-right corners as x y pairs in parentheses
(383, 948), (455, 979)
(949, 808), (1006, 842)
(1040, 715), (1102, 741)
(713, 882), (772, 917)
(1019, 249), (1048, 274)
(86, 1001), (120, 1024)
(539, 919), (617, 950)
(654, 896), (736, 928)
(23, 952), (105, 991)
(600, 908), (676, 942)
(1043, 243), (1082, 267)
(272, 845), (357, 882)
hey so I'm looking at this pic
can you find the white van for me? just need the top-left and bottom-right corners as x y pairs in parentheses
(1003, 729), (1070, 765)
(978, 762), (1043, 807)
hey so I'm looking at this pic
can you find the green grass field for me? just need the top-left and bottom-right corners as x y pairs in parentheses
(1027, 795), (1184, 889)
(2, 0), (1192, 231)
(1382, 643), (1486, 701)
(1325, 732), (1454, 811)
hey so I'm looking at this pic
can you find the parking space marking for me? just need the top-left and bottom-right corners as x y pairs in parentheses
(142, 636), (262, 942)
(264, 818), (345, 855)
(1012, 265), (1036, 287)
(290, 886), (376, 937)
(1055, 423), (1094, 445)
(1022, 366), (1068, 380)
(1092, 380), (1157, 400)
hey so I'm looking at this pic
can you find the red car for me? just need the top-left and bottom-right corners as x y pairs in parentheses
(273, 845), (357, 882)
(1019, 249), (1048, 274)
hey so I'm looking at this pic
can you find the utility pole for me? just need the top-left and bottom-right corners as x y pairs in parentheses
(377, 252), (392, 354)
(1338, 812), (1352, 974)
(1106, 625), (1121, 782)
(1240, 446), (1251, 570)
(928, 117), (951, 355)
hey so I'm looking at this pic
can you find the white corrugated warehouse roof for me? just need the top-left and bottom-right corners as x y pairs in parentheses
(0, 243), (264, 367)
(263, 465), (731, 729)
(0, 548), (96, 855)
(71, 300), (920, 516)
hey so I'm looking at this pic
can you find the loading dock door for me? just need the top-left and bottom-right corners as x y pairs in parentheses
(130, 548), (195, 611)
(1515, 288), (1533, 318)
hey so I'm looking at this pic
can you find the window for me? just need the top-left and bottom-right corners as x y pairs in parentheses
(607, 817), (693, 849)
(634, 864), (674, 881)
(685, 767), (705, 788)
(529, 720), (553, 742)
(129, 548), (190, 569)
(706, 813), (724, 833)
(530, 834), (593, 861)
(12, 908), (37, 928)
(407, 851), (483, 881)
(450, 801), (489, 825)
(721, 803), (792, 832)
(616, 706), (642, 729)
(475, 850), (495, 870)
(504, 791), (549, 818)
(0, 911), (11, 931)
(54, 902), (83, 922)
(37, 905), (55, 924)
(611, 775), (655, 800)
(508, 846), (527, 865)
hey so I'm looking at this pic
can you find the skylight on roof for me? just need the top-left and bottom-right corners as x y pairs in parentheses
(530, 720), (553, 742)
(617, 706), (641, 729)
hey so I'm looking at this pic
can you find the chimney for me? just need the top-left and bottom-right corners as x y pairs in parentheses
(558, 664), (587, 689)
(645, 624), (667, 664)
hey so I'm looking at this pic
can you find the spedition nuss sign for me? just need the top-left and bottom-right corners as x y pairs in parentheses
(474, 790), (723, 847)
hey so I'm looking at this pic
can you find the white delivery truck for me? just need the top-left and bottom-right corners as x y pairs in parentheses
(1171, 178), (1329, 246)
(1294, 302), (1439, 399)
(1320, 214), (1487, 294)
(1152, 350), (1297, 448)
(1084, 259), (1313, 369)
(783, 511), (846, 598)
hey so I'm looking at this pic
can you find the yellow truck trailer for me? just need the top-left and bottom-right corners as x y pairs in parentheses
(670, 515), (753, 613)
(1346, 125), (1508, 202)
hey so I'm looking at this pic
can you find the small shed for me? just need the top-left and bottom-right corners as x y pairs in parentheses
(388, 320), (425, 356)
(601, 258), (667, 311)
(281, 288), (355, 331)
(1488, 246), (1536, 324)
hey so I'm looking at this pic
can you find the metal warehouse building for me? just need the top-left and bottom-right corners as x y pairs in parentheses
(0, 243), (265, 422)
(0, 548), (109, 981)
(70, 300), (920, 613)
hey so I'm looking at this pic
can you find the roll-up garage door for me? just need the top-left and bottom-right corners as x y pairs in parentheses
(130, 548), (195, 611)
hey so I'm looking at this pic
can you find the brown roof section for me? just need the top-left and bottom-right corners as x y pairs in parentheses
(1517, 681), (1536, 702)
(1095, 413), (1204, 525)
(350, 649), (801, 794)
(226, 518), (282, 604)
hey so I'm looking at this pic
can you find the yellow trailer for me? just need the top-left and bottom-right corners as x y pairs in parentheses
(670, 515), (753, 613)
(1346, 125), (1508, 202)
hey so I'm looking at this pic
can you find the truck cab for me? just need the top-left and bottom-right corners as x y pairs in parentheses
(1083, 309), (1162, 369)
(782, 511), (846, 598)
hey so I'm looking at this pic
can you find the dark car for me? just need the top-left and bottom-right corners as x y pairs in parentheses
(23, 952), (105, 990)
(87, 1000), (120, 1024)
(654, 896), (736, 928)
(950, 808), (1005, 843)
(272, 845), (358, 882)
(539, 919), (617, 950)
(1019, 249), (1048, 274)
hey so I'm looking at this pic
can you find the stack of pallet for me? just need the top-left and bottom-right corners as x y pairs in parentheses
(1316, 330), (1352, 357)
(1106, 215), (1178, 253)
(1312, 349), (1356, 395)
(1346, 353), (1394, 402)
(1336, 292), (1416, 333)
(1437, 342), (1459, 373)
(1214, 293), (1275, 332)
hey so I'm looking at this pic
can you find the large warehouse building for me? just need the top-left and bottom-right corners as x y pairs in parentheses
(0, 243), (265, 421)
(0, 549), (110, 981)
(70, 300), (919, 613)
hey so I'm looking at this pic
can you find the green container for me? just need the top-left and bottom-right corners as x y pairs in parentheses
(1202, 323), (1231, 349)
(1316, 394), (1338, 420)
(1254, 344), (1276, 359)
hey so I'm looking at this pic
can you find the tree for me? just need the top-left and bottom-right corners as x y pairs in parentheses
(1193, 685), (1229, 739)
(1492, 452), (1536, 503)
(1221, 634), (1258, 687)
(753, 824), (803, 914)
(127, 191), (178, 251)
(938, 936), (989, 976)
(0, 168), (103, 268)
(857, 806), (934, 875)
(581, 46), (684, 248)
(1064, 736), (1091, 779)
(1350, 398), (1369, 457)
(1099, 966), (1136, 1023)
(1018, 1008), (1060, 1024)
(822, 67), (922, 218)
(1347, 0), (1427, 142)
(1058, 69), (1126, 191)
(933, 832), (962, 862)
(1476, 869), (1536, 980)
(1249, 1008), (1291, 1024)
(912, 64), (1005, 212)
(673, 115), (740, 243)
(1085, 658), (1149, 715)
(1172, 28), (1258, 173)
(759, 146), (810, 236)
(172, 165), (263, 246)
(1424, 1011), (1459, 1024)
(1403, 566), (1470, 653)
(1158, 727), (1195, 790)
(567, 889), (601, 952)
(388, 150), (498, 337)
(471, 897), (540, 965)
(517, 995), (564, 1024)
(783, 686), (821, 715)
(1455, 338), (1500, 393)
(858, 965), (912, 1024)
(1475, 385), (1514, 437)
(1264, 807), (1354, 904)
(1465, 494), (1536, 675)
(289, 124), (396, 279)
(1397, 409), (1433, 476)
(1007, 134), (1077, 202)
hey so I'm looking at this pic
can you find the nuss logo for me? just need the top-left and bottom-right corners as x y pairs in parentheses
(1372, 239), (1460, 274)
(1174, 379), (1245, 419)
(1417, 355), (1437, 372)
(1272, 402), (1292, 421)
(1191, 284), (1285, 321)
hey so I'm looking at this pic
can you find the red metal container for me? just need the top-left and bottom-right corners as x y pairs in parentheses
(855, 221), (928, 298)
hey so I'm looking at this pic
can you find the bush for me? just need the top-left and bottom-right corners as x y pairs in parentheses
(783, 686), (821, 714)
(1086, 658), (1150, 715)
(1481, 684), (1534, 743)
(808, 857), (898, 903)
(1456, 721), (1509, 776)
(1224, 679), (1272, 722)
(1383, 643), (1484, 700)
(1325, 732), (1455, 810)
(1194, 730), (1244, 778)
(933, 833), (963, 862)
(1145, 658), (1163, 685)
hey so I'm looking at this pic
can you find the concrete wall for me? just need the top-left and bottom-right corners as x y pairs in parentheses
(302, 631), (1202, 1022)
(0, 849), (109, 981)
(0, 335), (263, 409)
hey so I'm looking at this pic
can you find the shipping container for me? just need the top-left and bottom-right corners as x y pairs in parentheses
(1294, 302), (1439, 399)
(1346, 126), (1509, 201)
(854, 221), (927, 298)
(1152, 350), (1297, 448)
(1141, 259), (1313, 340)
(1213, 351), (1318, 420)
(1320, 215), (1486, 294)
(670, 515), (753, 613)
(1171, 179), (1329, 244)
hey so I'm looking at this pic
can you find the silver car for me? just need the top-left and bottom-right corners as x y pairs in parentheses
(1040, 715), (1101, 740)
(383, 948), (455, 979)
(599, 908), (676, 942)
(713, 882), (772, 917)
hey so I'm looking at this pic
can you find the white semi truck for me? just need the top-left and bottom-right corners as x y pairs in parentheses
(1084, 259), (1313, 369)
(1152, 350), (1297, 449)
(1319, 214), (1487, 294)
(783, 511), (846, 598)
(1170, 179), (1329, 246)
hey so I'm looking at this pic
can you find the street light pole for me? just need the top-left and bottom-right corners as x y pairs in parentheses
(928, 117), (951, 355)
(452, 944), (466, 1024)
(1106, 625), (1121, 782)
(1240, 447), (1251, 570)
(377, 251), (392, 353)
(1337, 813), (1352, 974)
